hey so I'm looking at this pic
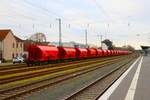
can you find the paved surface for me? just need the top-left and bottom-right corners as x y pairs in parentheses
(99, 56), (150, 100)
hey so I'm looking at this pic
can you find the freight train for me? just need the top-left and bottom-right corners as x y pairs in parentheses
(26, 45), (130, 66)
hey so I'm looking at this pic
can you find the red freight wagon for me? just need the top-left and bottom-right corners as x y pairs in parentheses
(97, 49), (103, 57)
(116, 50), (119, 55)
(87, 48), (97, 58)
(126, 51), (129, 54)
(121, 50), (125, 55)
(117, 50), (120, 55)
(28, 45), (59, 62)
(121, 51), (125, 55)
(113, 50), (117, 55)
(110, 50), (113, 56)
(122, 51), (128, 55)
(58, 47), (76, 59)
(110, 50), (115, 56)
(107, 50), (111, 56)
(75, 48), (88, 59)
(102, 50), (108, 56)
(118, 50), (123, 55)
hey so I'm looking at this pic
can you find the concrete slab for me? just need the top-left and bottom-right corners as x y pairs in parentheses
(108, 58), (140, 100)
(99, 56), (150, 100)
(134, 56), (150, 100)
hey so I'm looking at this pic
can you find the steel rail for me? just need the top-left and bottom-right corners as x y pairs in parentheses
(65, 58), (136, 100)
(0, 55), (134, 100)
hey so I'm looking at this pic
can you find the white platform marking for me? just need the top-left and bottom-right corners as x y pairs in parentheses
(98, 57), (141, 100)
(125, 56), (143, 100)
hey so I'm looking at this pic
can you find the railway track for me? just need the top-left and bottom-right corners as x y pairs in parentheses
(0, 58), (125, 84)
(23, 55), (138, 100)
(0, 64), (26, 71)
(65, 57), (137, 100)
(0, 54), (137, 100)
(0, 56), (125, 89)
(0, 56), (127, 85)
(0, 56), (121, 72)
(0, 58), (104, 71)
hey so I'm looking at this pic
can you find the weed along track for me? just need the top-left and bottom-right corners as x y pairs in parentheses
(0, 56), (120, 74)
(0, 56), (123, 84)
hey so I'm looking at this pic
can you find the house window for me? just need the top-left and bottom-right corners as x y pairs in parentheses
(13, 43), (15, 48)
(20, 43), (22, 48)
(16, 43), (18, 48)
(12, 53), (14, 58)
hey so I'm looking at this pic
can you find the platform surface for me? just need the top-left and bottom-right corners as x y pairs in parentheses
(99, 56), (150, 100)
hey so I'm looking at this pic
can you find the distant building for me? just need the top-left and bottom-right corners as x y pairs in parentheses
(141, 45), (150, 56)
(0, 29), (24, 61)
(50, 41), (87, 48)
(24, 40), (49, 51)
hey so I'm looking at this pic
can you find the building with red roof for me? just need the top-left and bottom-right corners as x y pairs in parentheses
(0, 29), (24, 61)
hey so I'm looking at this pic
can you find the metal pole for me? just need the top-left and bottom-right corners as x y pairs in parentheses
(56, 18), (62, 46)
(100, 35), (103, 48)
(97, 34), (103, 49)
(85, 29), (88, 48)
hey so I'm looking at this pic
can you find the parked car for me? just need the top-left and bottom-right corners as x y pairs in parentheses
(13, 56), (24, 64)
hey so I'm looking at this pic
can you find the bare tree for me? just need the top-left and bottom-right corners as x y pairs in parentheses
(102, 39), (113, 50)
(29, 32), (46, 42)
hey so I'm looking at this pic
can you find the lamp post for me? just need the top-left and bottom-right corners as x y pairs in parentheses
(56, 18), (62, 46)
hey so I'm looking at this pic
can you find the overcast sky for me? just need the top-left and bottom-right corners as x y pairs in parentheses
(0, 0), (150, 49)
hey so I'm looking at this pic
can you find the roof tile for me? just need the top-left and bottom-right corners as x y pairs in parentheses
(0, 29), (11, 41)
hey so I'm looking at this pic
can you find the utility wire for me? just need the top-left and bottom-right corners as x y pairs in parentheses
(91, 0), (113, 21)
(22, 0), (61, 18)
(21, 0), (87, 31)
(1, 0), (97, 39)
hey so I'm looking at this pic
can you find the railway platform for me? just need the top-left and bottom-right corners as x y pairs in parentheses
(99, 56), (150, 100)
(0, 62), (13, 66)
